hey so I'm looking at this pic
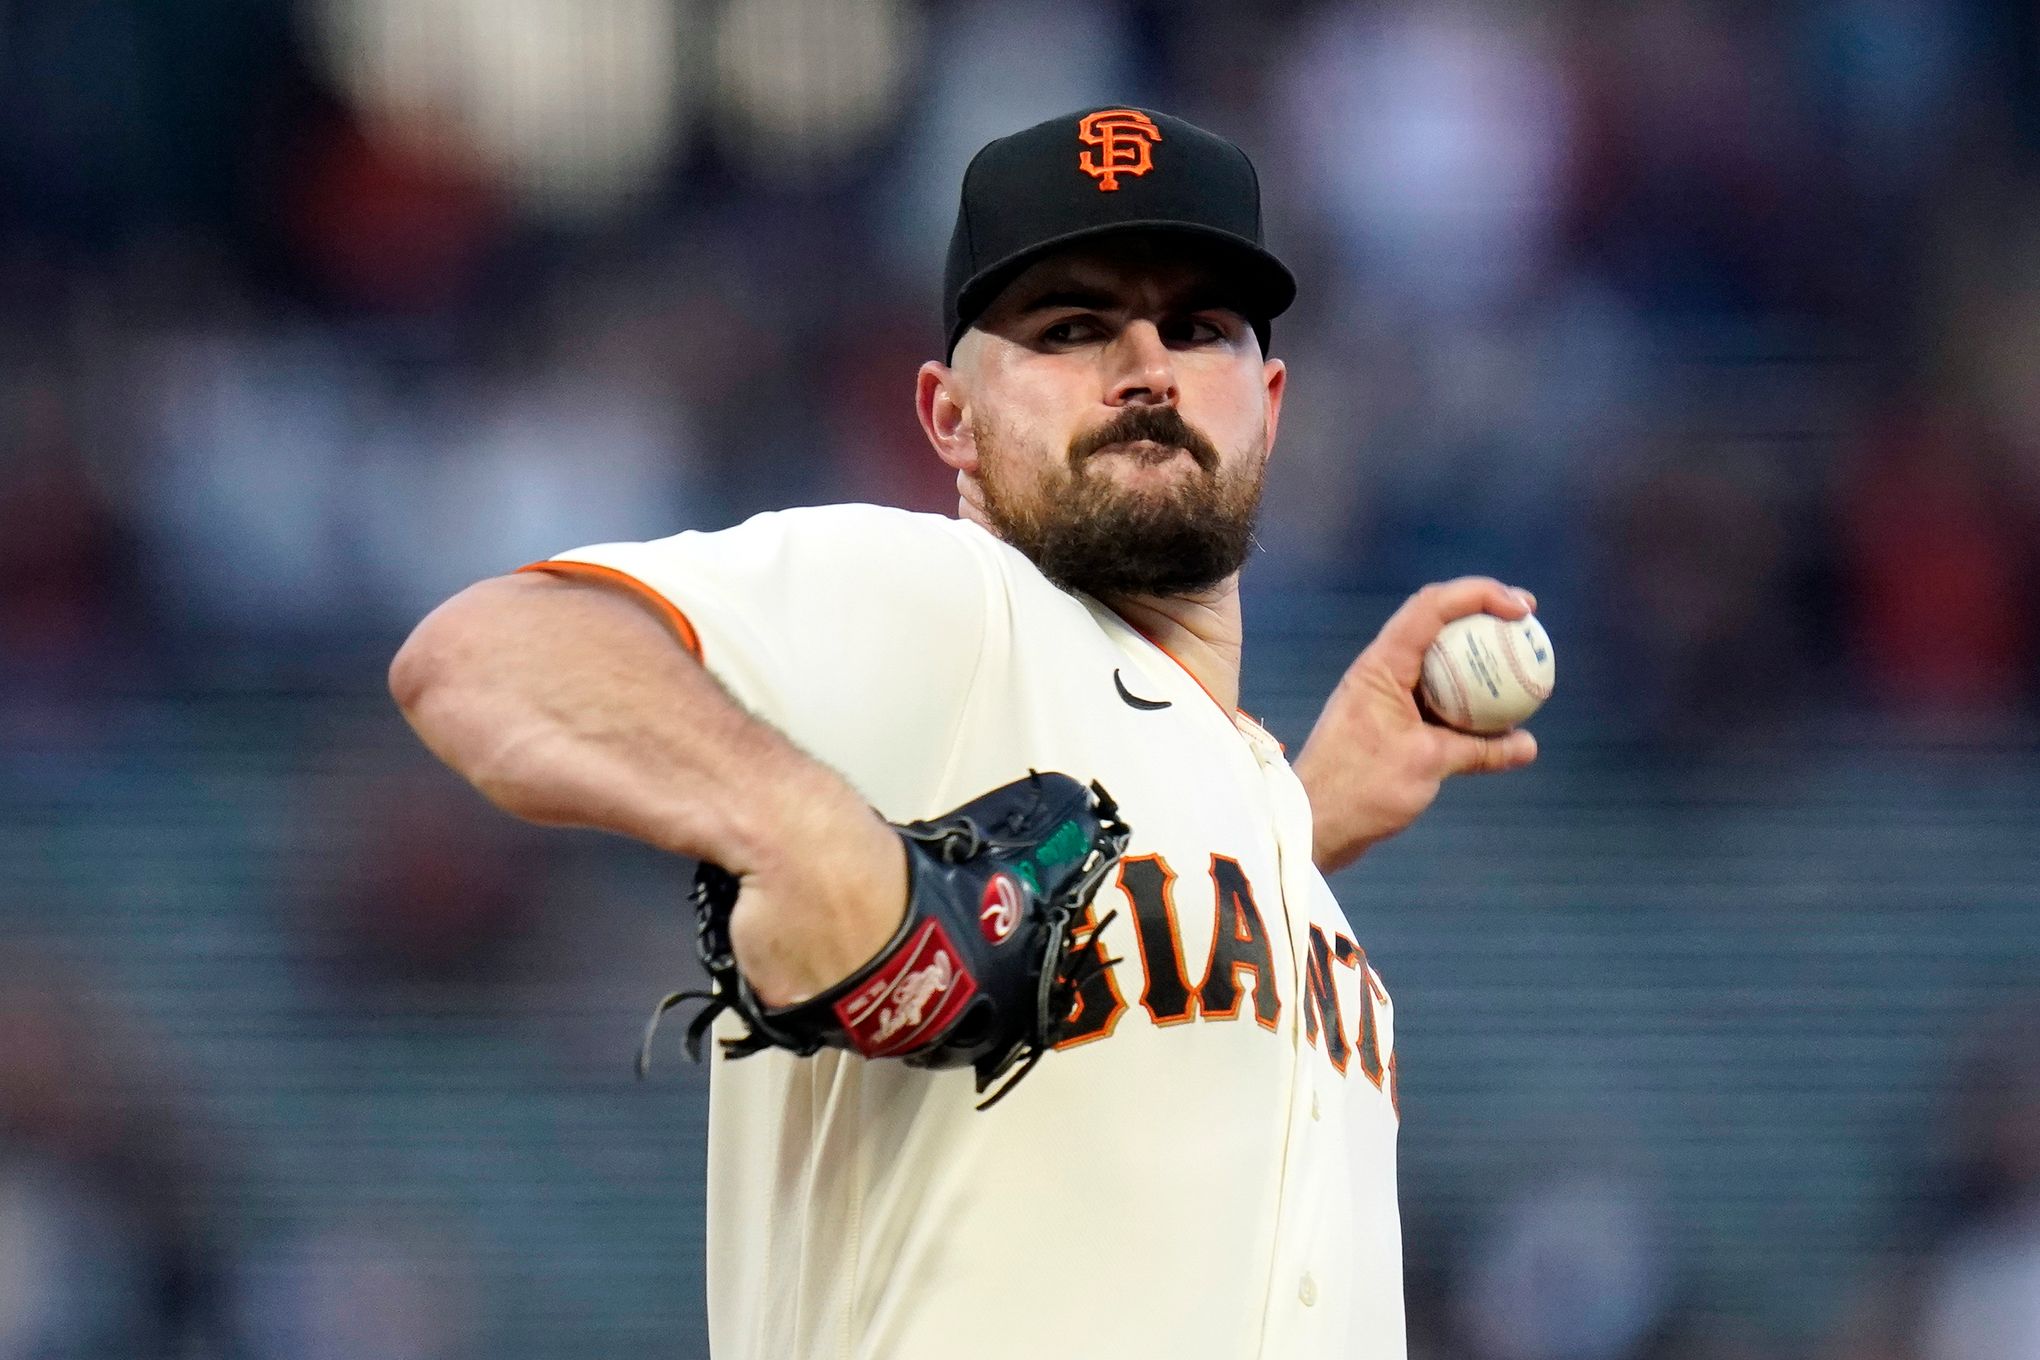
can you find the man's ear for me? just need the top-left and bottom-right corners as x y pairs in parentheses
(917, 360), (977, 476)
(1260, 357), (1287, 464)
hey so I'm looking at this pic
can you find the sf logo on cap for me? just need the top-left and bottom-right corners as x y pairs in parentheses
(1078, 109), (1162, 192)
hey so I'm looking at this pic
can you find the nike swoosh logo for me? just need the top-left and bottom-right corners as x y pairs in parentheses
(1114, 668), (1172, 711)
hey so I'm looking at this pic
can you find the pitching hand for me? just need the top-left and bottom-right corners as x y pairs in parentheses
(1293, 578), (1540, 874)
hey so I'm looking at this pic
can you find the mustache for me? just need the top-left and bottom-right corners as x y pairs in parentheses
(1068, 406), (1220, 472)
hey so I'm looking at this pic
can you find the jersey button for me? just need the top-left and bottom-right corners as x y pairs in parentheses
(1299, 1273), (1318, 1307)
(1310, 1092), (1321, 1122)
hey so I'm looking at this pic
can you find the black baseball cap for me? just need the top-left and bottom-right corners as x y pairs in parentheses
(943, 107), (1296, 360)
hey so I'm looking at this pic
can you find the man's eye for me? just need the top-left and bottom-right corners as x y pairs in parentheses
(1165, 317), (1230, 345)
(1042, 319), (1097, 344)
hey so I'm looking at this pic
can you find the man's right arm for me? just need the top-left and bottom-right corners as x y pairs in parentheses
(388, 570), (908, 1008)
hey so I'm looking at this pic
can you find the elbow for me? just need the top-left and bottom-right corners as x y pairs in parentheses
(386, 600), (503, 793)
(388, 611), (567, 827)
(389, 597), (469, 729)
(389, 580), (499, 722)
(387, 625), (436, 721)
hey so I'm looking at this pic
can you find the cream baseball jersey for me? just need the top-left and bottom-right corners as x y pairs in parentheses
(527, 504), (1405, 1360)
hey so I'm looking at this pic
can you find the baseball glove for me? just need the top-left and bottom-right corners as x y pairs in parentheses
(637, 772), (1131, 1109)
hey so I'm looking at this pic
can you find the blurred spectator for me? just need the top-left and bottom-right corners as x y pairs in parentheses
(1597, 439), (1814, 743)
(135, 276), (701, 637)
(0, 960), (237, 1358)
(0, 371), (145, 734)
(296, 763), (545, 990)
(1915, 1002), (2040, 1360)
(1455, 1171), (1672, 1360)
(283, 113), (507, 315)
(1837, 400), (2034, 722)
(820, 301), (958, 513)
(136, 316), (373, 635)
(1824, 1001), (2040, 1360)
(709, 0), (923, 191)
(1795, 0), (1968, 205)
(1280, 0), (1574, 323)
(234, 1218), (480, 1360)
(1821, 1256), (1924, 1360)
(879, 0), (1137, 276)
(1570, 0), (1830, 321)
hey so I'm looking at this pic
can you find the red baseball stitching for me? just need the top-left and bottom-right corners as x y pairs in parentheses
(1492, 616), (1552, 701)
(1426, 641), (1471, 728)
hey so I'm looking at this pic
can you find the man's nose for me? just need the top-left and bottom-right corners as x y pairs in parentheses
(1104, 320), (1178, 408)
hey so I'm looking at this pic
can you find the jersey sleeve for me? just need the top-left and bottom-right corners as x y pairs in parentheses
(521, 505), (998, 812)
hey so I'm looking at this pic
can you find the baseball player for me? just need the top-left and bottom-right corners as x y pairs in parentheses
(392, 107), (1538, 1360)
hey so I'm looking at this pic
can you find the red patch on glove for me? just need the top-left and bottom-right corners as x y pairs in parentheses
(834, 920), (980, 1059)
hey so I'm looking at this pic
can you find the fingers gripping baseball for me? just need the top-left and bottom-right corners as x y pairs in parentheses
(1295, 578), (1540, 872)
(1373, 578), (1534, 689)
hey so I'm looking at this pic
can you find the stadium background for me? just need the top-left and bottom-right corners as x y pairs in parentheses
(2, 0), (2038, 1356)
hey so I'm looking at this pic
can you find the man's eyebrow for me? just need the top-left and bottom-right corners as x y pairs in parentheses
(1010, 282), (1251, 318)
(1013, 287), (1124, 315)
(1178, 290), (1251, 317)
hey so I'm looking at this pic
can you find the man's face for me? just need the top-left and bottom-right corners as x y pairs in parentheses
(925, 237), (1286, 599)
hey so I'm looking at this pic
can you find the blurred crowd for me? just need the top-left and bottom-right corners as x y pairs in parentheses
(3, 0), (2039, 732)
(3, 0), (2039, 1356)
(1404, 1001), (2040, 1360)
(3, 920), (2034, 1359)
(1825, 1003), (2040, 1360)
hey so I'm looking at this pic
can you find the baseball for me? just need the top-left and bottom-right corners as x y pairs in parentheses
(1419, 612), (1555, 735)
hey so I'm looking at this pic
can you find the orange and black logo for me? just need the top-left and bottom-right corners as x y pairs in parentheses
(1077, 109), (1162, 191)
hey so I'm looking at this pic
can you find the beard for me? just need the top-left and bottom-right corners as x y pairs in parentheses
(974, 404), (1266, 599)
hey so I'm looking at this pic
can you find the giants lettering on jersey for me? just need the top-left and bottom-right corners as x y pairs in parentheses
(1057, 852), (1398, 1111)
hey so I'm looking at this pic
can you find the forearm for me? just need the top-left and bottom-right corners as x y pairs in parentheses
(389, 572), (904, 1002)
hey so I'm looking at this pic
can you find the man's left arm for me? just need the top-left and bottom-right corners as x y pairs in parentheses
(1293, 576), (1540, 874)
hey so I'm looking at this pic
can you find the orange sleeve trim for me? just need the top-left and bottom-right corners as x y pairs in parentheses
(517, 560), (703, 660)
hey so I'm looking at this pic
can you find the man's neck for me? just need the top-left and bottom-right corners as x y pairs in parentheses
(955, 502), (1247, 713)
(1101, 580), (1245, 714)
